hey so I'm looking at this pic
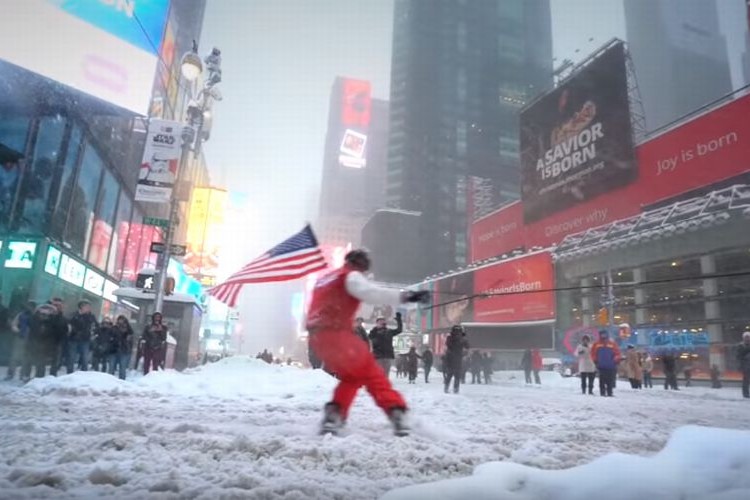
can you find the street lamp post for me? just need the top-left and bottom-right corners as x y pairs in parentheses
(153, 43), (222, 314)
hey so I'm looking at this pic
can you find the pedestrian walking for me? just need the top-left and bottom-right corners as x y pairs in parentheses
(470, 350), (483, 384)
(443, 325), (469, 394)
(642, 353), (654, 388)
(710, 364), (722, 389)
(683, 363), (693, 388)
(406, 346), (420, 384)
(531, 348), (543, 385)
(737, 332), (750, 399)
(521, 349), (533, 384)
(625, 345), (643, 389)
(591, 330), (621, 397)
(110, 316), (134, 380)
(482, 352), (493, 384)
(92, 318), (115, 373)
(21, 301), (68, 379)
(4, 301), (35, 381)
(141, 312), (168, 375)
(662, 351), (679, 390)
(576, 335), (596, 395)
(422, 348), (434, 383)
(67, 300), (98, 372)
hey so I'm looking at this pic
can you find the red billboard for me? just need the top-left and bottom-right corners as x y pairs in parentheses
(472, 92), (750, 254)
(341, 79), (371, 127)
(473, 252), (555, 324)
(634, 92), (750, 204)
(470, 201), (524, 262)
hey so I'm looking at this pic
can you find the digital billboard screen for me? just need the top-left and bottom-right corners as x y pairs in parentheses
(0, 0), (169, 115)
(520, 41), (636, 222)
(472, 252), (555, 324)
(337, 78), (371, 168)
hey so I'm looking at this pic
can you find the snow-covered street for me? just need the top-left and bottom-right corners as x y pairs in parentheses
(1, 357), (749, 499)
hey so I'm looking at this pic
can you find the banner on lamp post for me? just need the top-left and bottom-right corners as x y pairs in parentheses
(135, 119), (182, 203)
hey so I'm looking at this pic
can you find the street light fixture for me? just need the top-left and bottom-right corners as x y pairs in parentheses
(152, 43), (222, 314)
(180, 43), (203, 81)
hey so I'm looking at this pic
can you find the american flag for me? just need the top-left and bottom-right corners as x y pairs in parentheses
(208, 225), (327, 307)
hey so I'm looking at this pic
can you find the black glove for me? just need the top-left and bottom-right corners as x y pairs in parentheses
(395, 312), (402, 320)
(403, 291), (430, 305)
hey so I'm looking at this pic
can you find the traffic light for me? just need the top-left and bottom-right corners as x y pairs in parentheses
(597, 307), (608, 326)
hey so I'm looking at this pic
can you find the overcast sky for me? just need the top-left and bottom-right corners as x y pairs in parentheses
(199, 0), (748, 349)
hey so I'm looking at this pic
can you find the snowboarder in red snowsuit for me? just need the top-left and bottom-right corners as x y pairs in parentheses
(306, 249), (430, 436)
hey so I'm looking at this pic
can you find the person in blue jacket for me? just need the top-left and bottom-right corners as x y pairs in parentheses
(591, 330), (622, 397)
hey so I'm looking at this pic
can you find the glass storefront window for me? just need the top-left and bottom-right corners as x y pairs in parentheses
(19, 115), (66, 234)
(107, 193), (132, 279)
(88, 169), (119, 270)
(0, 116), (30, 229)
(49, 125), (82, 240)
(65, 141), (103, 257)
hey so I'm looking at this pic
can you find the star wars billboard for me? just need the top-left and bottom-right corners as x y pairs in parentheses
(520, 41), (636, 223)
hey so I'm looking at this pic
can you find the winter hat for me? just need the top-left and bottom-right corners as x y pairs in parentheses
(743, 331), (750, 340)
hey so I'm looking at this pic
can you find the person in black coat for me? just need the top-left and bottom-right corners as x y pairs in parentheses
(444, 325), (469, 394)
(482, 352), (494, 384)
(470, 350), (483, 384)
(22, 301), (67, 379)
(110, 316), (134, 380)
(406, 346), (420, 384)
(67, 300), (98, 372)
(141, 312), (168, 374)
(662, 351), (679, 390)
(92, 318), (116, 373)
(738, 332), (750, 398)
(353, 317), (369, 346)
(368, 312), (403, 379)
(422, 348), (434, 383)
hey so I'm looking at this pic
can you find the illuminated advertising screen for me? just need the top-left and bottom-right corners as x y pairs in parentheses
(520, 41), (636, 222)
(341, 79), (372, 127)
(83, 268), (105, 296)
(337, 78), (371, 168)
(473, 252), (555, 324)
(0, 0), (169, 115)
(4, 241), (37, 269)
(59, 254), (86, 287)
(432, 271), (474, 331)
(185, 187), (228, 279)
(45, 246), (62, 275)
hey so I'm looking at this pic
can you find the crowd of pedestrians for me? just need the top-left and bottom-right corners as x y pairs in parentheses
(2, 296), (169, 382)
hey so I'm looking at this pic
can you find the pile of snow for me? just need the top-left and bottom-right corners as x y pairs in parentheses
(21, 356), (334, 400)
(382, 425), (750, 500)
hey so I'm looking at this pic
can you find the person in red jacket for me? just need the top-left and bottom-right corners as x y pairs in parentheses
(306, 249), (430, 436)
(531, 348), (543, 384)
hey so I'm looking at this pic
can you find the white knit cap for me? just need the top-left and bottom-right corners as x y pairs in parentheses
(743, 331), (750, 340)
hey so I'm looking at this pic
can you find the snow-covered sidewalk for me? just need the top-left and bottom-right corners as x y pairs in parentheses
(0, 357), (748, 499)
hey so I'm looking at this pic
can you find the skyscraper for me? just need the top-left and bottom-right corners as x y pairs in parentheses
(317, 77), (389, 247)
(624, 0), (732, 131)
(386, 0), (552, 278)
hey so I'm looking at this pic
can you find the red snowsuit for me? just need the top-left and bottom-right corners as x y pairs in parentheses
(307, 265), (406, 420)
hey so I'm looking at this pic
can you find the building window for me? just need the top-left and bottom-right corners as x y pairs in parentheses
(0, 116), (31, 229)
(108, 193), (132, 279)
(49, 125), (82, 240)
(19, 115), (67, 234)
(65, 141), (103, 257)
(88, 169), (119, 270)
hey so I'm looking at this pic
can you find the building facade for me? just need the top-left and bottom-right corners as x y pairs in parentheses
(0, 1), (208, 366)
(386, 0), (552, 278)
(624, 0), (733, 131)
(317, 78), (389, 248)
